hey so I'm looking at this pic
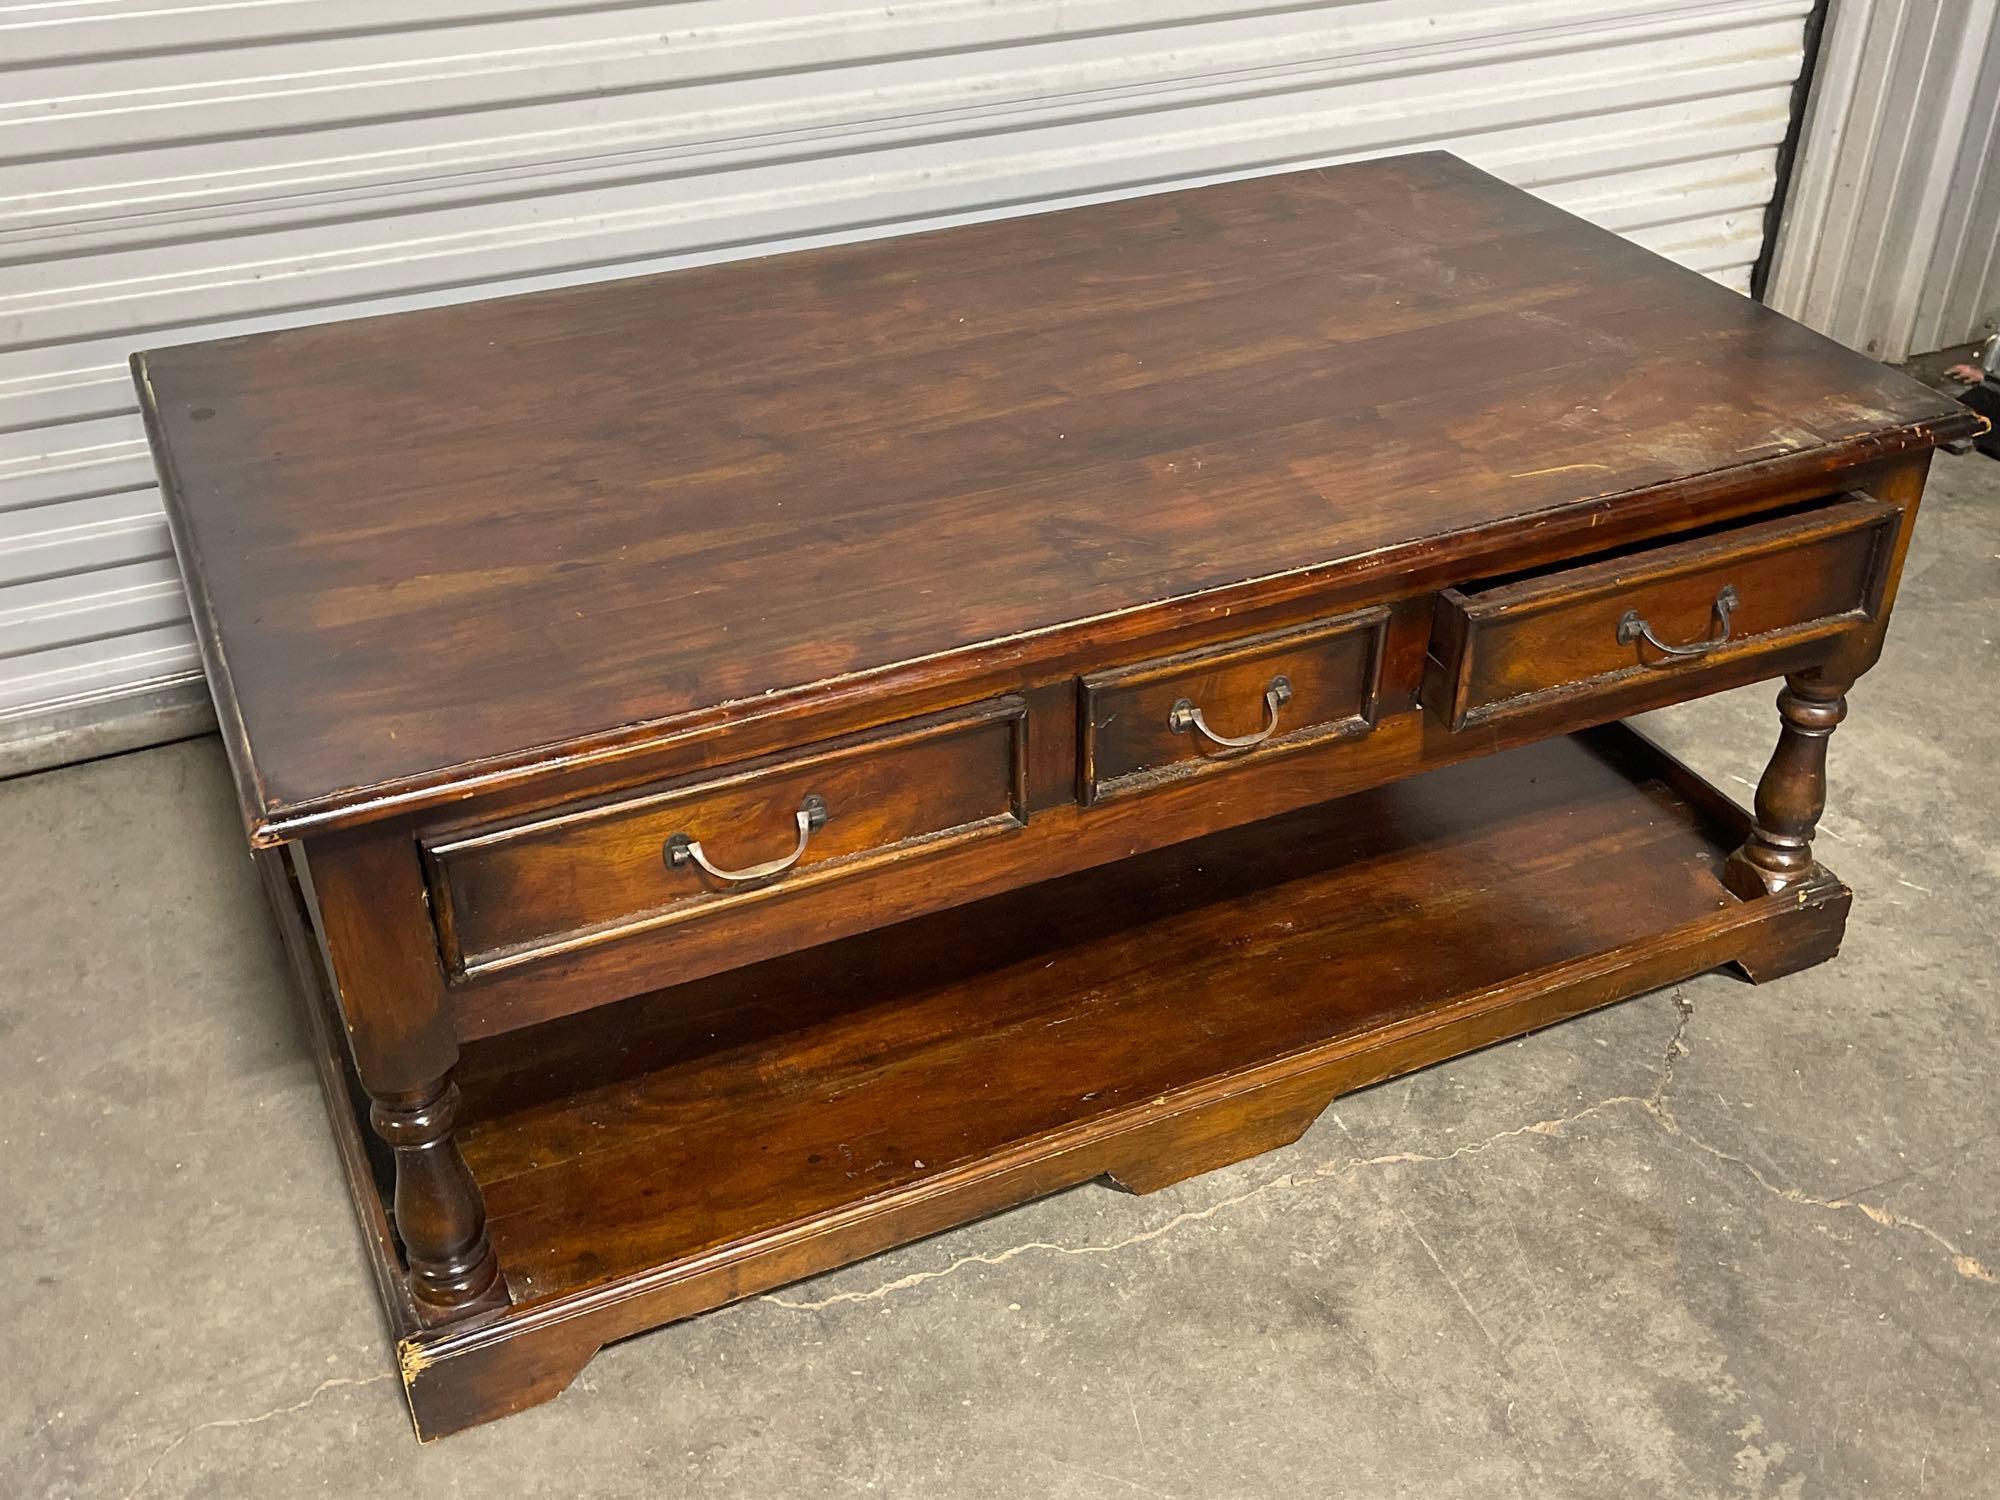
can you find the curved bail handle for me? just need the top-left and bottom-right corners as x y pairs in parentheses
(1618, 584), (1740, 660)
(666, 794), (829, 885)
(1168, 675), (1293, 750)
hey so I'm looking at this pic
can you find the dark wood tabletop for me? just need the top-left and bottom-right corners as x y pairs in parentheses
(136, 151), (1977, 840)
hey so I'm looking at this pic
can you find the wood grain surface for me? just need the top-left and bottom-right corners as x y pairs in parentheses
(134, 152), (1978, 840)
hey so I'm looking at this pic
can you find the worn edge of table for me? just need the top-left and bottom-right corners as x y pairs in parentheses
(155, 347), (1975, 852)
(259, 721), (1850, 1441)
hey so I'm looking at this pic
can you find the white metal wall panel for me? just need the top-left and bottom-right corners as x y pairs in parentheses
(0, 0), (1814, 771)
(1766, 0), (2000, 360)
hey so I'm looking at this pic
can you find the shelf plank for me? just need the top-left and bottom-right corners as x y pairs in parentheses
(452, 727), (1748, 1308)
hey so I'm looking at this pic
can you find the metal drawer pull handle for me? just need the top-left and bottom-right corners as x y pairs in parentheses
(1169, 675), (1292, 749)
(666, 794), (828, 884)
(1618, 584), (1740, 659)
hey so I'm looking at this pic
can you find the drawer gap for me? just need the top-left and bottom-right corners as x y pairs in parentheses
(1451, 492), (1857, 597)
(1422, 493), (1898, 731)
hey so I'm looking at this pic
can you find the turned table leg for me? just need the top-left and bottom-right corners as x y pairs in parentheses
(370, 1078), (501, 1313)
(304, 837), (505, 1324)
(1723, 672), (1851, 900)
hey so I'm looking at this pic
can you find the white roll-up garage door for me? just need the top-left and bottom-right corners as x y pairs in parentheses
(0, 0), (1817, 773)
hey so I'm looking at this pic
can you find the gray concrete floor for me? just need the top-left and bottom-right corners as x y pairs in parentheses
(5, 454), (1997, 1500)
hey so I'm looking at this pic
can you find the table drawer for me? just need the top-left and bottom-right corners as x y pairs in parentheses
(1080, 607), (1388, 804)
(425, 698), (1027, 976)
(1423, 495), (1897, 730)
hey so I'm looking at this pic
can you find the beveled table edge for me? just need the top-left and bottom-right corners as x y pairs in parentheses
(147, 409), (1976, 849)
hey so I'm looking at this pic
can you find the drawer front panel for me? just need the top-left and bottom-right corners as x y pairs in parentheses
(427, 698), (1026, 975)
(1081, 607), (1388, 804)
(1424, 496), (1896, 730)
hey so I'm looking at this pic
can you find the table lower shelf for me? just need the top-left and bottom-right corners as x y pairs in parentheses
(269, 724), (1850, 1439)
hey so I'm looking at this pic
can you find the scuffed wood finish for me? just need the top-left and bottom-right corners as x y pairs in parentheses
(135, 152), (1978, 845)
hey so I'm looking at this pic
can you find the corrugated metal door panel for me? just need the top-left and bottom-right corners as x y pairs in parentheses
(0, 625), (198, 717)
(1910, 25), (2000, 357)
(0, 492), (171, 585)
(1765, 0), (2000, 360)
(0, 560), (190, 660)
(0, 0), (1815, 772)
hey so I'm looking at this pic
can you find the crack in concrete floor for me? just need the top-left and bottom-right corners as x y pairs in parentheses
(763, 991), (1995, 1314)
(104, 987), (1993, 1494)
(759, 994), (1694, 1312)
(120, 1375), (395, 1500)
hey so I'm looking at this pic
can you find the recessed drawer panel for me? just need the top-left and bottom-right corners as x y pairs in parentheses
(1080, 608), (1388, 804)
(1423, 496), (1897, 730)
(426, 698), (1027, 976)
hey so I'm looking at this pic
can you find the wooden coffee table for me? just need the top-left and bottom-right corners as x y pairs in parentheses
(134, 152), (1980, 1438)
